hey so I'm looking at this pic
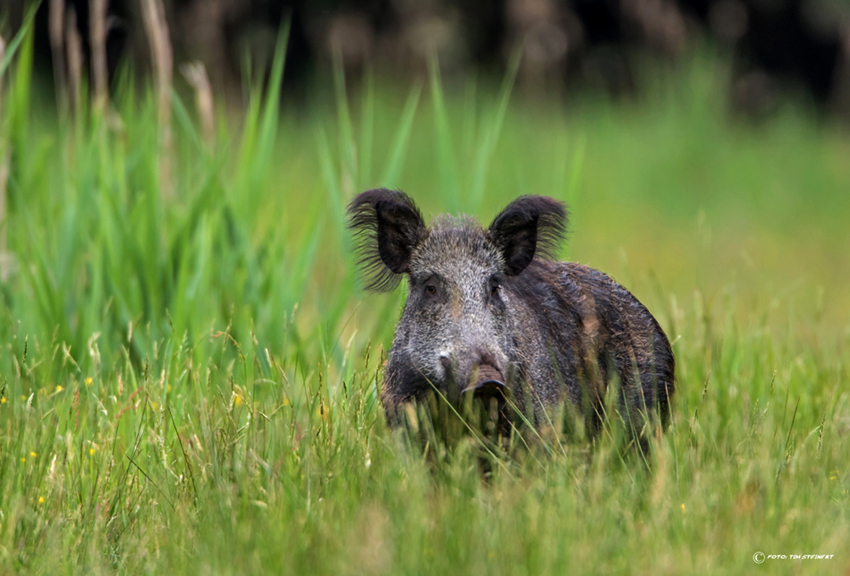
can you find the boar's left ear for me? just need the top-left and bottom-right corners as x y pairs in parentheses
(488, 196), (568, 276)
(347, 188), (427, 291)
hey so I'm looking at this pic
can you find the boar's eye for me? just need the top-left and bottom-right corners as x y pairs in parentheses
(489, 279), (503, 301)
(424, 284), (438, 297)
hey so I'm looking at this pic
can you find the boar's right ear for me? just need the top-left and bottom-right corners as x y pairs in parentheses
(488, 196), (568, 276)
(347, 189), (426, 291)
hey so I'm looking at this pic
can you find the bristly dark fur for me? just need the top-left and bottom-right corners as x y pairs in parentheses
(347, 188), (426, 292)
(488, 196), (569, 275)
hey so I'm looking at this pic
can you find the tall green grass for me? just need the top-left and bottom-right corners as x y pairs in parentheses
(0, 16), (848, 575)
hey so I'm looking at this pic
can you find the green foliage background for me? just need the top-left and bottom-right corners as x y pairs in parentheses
(0, 17), (849, 575)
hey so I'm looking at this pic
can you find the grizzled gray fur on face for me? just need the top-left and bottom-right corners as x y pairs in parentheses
(348, 189), (675, 440)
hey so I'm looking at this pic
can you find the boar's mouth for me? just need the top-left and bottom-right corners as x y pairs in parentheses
(461, 364), (509, 404)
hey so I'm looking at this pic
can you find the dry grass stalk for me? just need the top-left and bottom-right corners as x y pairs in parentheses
(90, 0), (109, 110)
(0, 34), (5, 257)
(0, 35), (10, 281)
(0, 158), (7, 271)
(181, 61), (214, 147)
(141, 0), (174, 194)
(65, 7), (84, 115)
(49, 0), (67, 112)
(0, 166), (8, 281)
(0, 35), (5, 118)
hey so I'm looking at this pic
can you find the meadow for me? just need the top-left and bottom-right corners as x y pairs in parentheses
(1, 19), (849, 575)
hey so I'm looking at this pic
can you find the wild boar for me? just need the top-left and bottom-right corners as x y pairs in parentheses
(348, 189), (675, 445)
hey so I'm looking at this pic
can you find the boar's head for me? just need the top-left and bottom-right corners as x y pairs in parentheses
(348, 189), (567, 413)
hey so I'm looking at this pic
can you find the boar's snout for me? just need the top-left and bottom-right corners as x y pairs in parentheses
(439, 353), (510, 406)
(463, 364), (511, 434)
(462, 364), (508, 402)
(440, 354), (509, 401)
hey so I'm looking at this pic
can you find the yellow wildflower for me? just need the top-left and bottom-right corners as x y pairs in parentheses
(1, 397), (6, 404)
(89, 448), (95, 456)
(85, 377), (93, 386)
(30, 451), (37, 458)
(20, 458), (25, 463)
(38, 497), (44, 504)
(55, 385), (64, 393)
(681, 503), (686, 513)
(234, 395), (244, 407)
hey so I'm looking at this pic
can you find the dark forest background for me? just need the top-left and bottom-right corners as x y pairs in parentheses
(3, 0), (850, 117)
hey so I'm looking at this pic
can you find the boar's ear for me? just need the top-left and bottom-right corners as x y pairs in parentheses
(347, 188), (427, 291)
(488, 196), (568, 276)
